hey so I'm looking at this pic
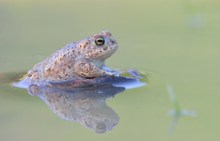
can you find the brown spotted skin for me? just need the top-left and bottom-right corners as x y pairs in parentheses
(26, 30), (119, 83)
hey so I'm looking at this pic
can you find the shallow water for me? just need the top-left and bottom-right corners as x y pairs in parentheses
(14, 75), (146, 134)
(1, 0), (220, 141)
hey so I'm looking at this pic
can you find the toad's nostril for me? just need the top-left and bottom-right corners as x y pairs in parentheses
(103, 46), (108, 50)
(110, 40), (115, 44)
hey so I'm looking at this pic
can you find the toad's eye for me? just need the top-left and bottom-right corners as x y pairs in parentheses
(95, 37), (105, 46)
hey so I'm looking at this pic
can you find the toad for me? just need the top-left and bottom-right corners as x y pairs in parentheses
(26, 30), (119, 83)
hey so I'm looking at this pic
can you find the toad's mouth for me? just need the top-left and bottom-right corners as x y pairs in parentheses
(97, 47), (118, 60)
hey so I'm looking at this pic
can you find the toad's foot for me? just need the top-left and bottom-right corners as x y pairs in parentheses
(103, 66), (120, 77)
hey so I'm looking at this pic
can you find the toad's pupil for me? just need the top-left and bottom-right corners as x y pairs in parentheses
(95, 37), (105, 46)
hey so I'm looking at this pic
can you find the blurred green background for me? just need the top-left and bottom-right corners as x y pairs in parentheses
(1, 0), (220, 140)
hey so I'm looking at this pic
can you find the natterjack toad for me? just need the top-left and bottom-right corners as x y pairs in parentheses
(26, 30), (119, 83)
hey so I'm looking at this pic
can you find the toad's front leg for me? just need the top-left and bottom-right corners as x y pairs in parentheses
(74, 61), (116, 78)
(102, 65), (120, 77)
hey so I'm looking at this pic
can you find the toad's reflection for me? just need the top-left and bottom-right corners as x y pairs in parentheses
(26, 76), (146, 134)
(28, 84), (124, 134)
